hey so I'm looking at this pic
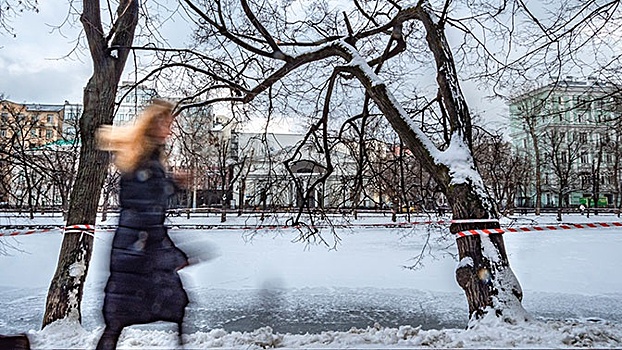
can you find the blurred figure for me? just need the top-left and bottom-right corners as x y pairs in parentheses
(95, 100), (189, 350)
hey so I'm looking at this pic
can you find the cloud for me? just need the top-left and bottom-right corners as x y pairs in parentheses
(0, 0), (90, 104)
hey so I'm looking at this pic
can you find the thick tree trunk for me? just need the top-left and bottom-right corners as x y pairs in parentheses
(42, 0), (138, 328)
(449, 184), (526, 324)
(42, 78), (117, 327)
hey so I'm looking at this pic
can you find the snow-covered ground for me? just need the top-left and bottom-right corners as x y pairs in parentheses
(1, 212), (622, 348)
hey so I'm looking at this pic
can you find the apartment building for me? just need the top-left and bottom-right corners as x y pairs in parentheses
(509, 77), (622, 208)
(115, 81), (159, 125)
(0, 100), (68, 206)
(0, 100), (65, 147)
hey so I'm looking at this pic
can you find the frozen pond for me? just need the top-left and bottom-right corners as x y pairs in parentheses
(1, 214), (622, 335)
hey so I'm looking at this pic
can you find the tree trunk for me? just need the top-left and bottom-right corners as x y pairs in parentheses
(238, 177), (246, 216)
(42, 0), (138, 328)
(527, 122), (542, 215)
(449, 184), (526, 324)
(42, 78), (117, 327)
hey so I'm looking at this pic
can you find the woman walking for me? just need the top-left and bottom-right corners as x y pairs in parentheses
(95, 100), (189, 350)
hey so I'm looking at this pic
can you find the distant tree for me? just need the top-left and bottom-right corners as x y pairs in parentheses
(473, 129), (529, 216)
(510, 96), (547, 214)
(541, 129), (582, 220)
(212, 136), (247, 222)
(0, 101), (39, 217)
(170, 105), (216, 211)
(100, 167), (120, 221)
(0, 100), (77, 217)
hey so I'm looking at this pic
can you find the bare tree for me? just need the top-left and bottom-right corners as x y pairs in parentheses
(473, 128), (529, 216)
(143, 0), (528, 323)
(170, 104), (216, 212)
(509, 96), (548, 214)
(43, 0), (138, 327)
(100, 167), (120, 221)
(0, 0), (38, 36)
(542, 129), (582, 220)
(0, 100), (74, 217)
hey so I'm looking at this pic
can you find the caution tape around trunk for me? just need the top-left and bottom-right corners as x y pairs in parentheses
(455, 222), (622, 237)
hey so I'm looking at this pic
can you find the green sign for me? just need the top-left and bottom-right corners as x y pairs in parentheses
(579, 197), (608, 207)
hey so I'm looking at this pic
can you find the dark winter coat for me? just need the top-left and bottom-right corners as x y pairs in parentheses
(102, 151), (188, 329)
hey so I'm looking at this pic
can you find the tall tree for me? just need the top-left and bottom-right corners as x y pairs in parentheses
(161, 0), (527, 323)
(42, 0), (138, 327)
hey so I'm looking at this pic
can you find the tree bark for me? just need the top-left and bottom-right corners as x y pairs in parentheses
(450, 184), (524, 322)
(42, 0), (138, 328)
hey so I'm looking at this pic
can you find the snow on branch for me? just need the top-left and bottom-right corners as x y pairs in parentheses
(334, 39), (486, 193)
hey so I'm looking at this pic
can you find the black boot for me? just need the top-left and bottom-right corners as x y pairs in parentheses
(96, 326), (122, 350)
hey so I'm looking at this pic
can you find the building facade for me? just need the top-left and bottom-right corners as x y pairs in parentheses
(115, 81), (159, 125)
(0, 100), (68, 207)
(0, 101), (65, 147)
(509, 77), (622, 208)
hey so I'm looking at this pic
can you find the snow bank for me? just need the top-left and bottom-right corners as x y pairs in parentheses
(25, 318), (622, 349)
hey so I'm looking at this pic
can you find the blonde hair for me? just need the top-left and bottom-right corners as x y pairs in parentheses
(97, 99), (175, 173)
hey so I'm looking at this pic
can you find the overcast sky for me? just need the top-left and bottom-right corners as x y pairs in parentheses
(0, 0), (92, 104)
(0, 0), (508, 129)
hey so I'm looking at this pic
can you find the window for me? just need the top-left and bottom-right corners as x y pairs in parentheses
(578, 132), (588, 143)
(581, 153), (589, 164)
(47, 114), (54, 123)
(0, 129), (6, 137)
(602, 175), (610, 186)
(46, 129), (54, 139)
(581, 174), (591, 188)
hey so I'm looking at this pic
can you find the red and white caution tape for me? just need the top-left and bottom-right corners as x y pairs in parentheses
(63, 224), (97, 238)
(0, 224), (98, 237)
(0, 228), (54, 237)
(63, 224), (96, 233)
(3, 221), (622, 238)
(455, 222), (622, 238)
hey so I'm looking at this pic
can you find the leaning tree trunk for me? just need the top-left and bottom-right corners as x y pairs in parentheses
(450, 184), (525, 323)
(42, 0), (138, 327)
(336, 1), (527, 322)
